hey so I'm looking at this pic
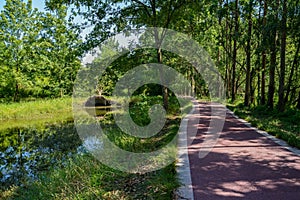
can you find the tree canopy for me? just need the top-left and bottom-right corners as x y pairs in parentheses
(1, 0), (299, 111)
(0, 0), (81, 101)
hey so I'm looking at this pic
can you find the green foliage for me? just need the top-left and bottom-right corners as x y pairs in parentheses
(44, 0), (300, 110)
(46, 0), (193, 50)
(2, 0), (299, 198)
(0, 0), (81, 102)
(98, 95), (182, 153)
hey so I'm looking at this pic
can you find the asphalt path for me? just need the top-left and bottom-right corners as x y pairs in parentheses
(186, 102), (300, 200)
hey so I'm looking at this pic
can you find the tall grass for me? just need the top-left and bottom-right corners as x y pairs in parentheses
(0, 98), (73, 131)
(1, 155), (179, 200)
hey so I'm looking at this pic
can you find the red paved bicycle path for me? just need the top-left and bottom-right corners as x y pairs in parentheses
(187, 102), (300, 200)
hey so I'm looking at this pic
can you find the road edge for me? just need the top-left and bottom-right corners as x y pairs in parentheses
(226, 109), (300, 156)
(176, 103), (195, 200)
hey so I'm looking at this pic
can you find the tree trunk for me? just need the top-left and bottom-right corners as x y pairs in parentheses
(231, 0), (239, 102)
(13, 82), (19, 102)
(267, 43), (276, 109)
(225, 14), (231, 98)
(261, 0), (268, 105)
(291, 87), (297, 103)
(13, 62), (20, 102)
(277, 0), (287, 112)
(224, 0), (231, 98)
(244, 0), (253, 106)
(157, 47), (168, 110)
(257, 61), (261, 104)
(297, 92), (300, 110)
(267, 0), (279, 109)
(151, 2), (169, 110)
(284, 40), (300, 104)
(250, 68), (256, 104)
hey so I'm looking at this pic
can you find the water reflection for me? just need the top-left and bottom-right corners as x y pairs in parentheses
(85, 106), (113, 117)
(0, 123), (82, 189)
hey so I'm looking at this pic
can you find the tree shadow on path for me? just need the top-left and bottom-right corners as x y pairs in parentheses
(188, 102), (300, 200)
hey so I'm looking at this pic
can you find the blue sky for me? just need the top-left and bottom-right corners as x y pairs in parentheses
(0, 0), (46, 11)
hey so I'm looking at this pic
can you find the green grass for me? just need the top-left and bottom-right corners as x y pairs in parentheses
(0, 98), (73, 131)
(1, 95), (186, 199)
(1, 155), (179, 200)
(227, 103), (300, 149)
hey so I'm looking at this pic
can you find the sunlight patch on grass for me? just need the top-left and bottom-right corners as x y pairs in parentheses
(0, 98), (73, 131)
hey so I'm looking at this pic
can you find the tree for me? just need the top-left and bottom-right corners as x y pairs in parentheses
(231, 0), (239, 102)
(46, 0), (192, 109)
(277, 0), (287, 111)
(244, 0), (254, 106)
(260, 0), (268, 105)
(285, 39), (300, 106)
(0, 0), (40, 101)
(0, 0), (81, 101)
(44, 0), (300, 112)
(40, 5), (81, 97)
(267, 0), (279, 109)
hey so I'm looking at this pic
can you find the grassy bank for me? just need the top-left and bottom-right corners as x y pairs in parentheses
(227, 103), (300, 149)
(1, 96), (189, 199)
(2, 155), (179, 200)
(0, 98), (73, 131)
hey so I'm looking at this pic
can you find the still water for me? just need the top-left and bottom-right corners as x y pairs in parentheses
(0, 122), (82, 188)
(0, 106), (111, 188)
